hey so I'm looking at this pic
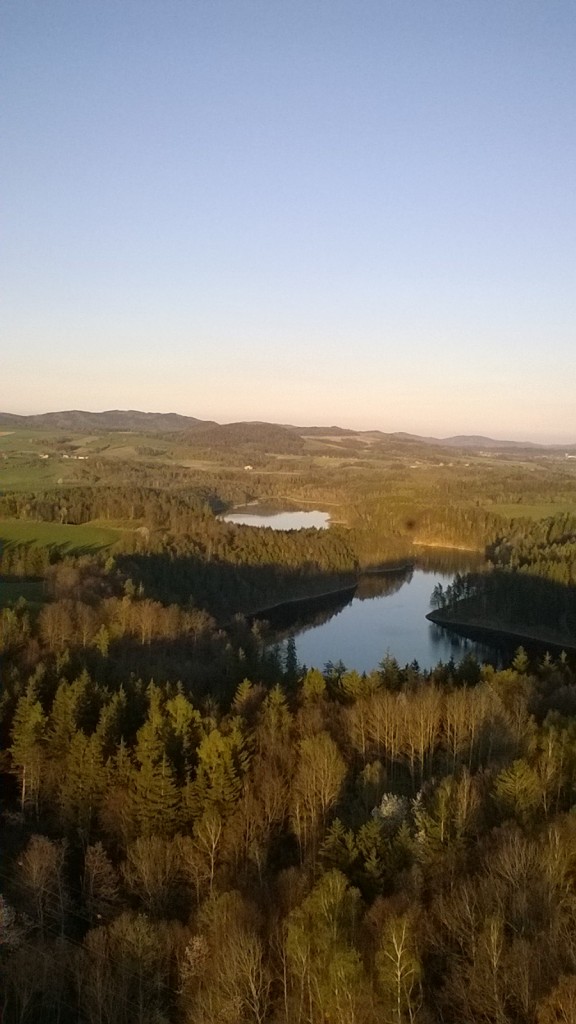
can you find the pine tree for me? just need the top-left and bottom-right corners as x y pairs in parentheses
(58, 731), (108, 837)
(130, 753), (181, 837)
(134, 700), (167, 768)
(10, 684), (47, 815)
(46, 675), (91, 765)
(95, 688), (128, 758)
(187, 723), (249, 818)
(164, 691), (201, 776)
(256, 684), (293, 758)
(494, 759), (543, 825)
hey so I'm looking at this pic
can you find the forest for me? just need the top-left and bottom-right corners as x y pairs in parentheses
(2, 416), (576, 1023)
(430, 514), (576, 649)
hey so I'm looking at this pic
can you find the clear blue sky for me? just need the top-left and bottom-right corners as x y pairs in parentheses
(3, 0), (575, 441)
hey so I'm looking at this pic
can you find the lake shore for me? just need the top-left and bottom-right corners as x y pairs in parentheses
(361, 561), (414, 575)
(249, 560), (416, 620)
(413, 540), (483, 553)
(426, 608), (576, 654)
(246, 581), (358, 622)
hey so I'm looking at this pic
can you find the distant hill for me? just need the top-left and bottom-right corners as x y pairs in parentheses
(289, 424), (362, 437)
(371, 431), (549, 450)
(295, 427), (568, 451)
(437, 434), (545, 450)
(300, 429), (576, 452)
(0, 410), (304, 454)
(181, 420), (305, 453)
(0, 409), (212, 432)
(0, 410), (573, 450)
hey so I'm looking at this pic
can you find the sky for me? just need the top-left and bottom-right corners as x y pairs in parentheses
(2, 0), (575, 442)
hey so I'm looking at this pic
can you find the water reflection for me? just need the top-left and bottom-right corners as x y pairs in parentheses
(253, 586), (357, 634)
(427, 621), (505, 666)
(260, 555), (509, 673)
(355, 568), (412, 602)
(413, 546), (486, 574)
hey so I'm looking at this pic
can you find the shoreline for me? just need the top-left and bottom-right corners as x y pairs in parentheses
(247, 560), (417, 621)
(361, 562), (414, 575)
(426, 609), (576, 654)
(245, 581), (358, 622)
(413, 541), (483, 553)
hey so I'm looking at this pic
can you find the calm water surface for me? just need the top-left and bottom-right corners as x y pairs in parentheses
(220, 506), (330, 530)
(220, 508), (505, 671)
(289, 567), (502, 673)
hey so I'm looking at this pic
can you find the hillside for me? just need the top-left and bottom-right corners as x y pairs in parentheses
(0, 409), (211, 432)
(0, 409), (574, 451)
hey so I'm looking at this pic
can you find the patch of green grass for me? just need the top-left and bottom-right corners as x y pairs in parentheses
(0, 462), (77, 490)
(0, 430), (45, 449)
(86, 517), (145, 530)
(0, 518), (120, 552)
(0, 576), (45, 608)
(489, 503), (576, 520)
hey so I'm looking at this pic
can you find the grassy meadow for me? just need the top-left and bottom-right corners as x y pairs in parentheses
(0, 518), (120, 552)
(0, 575), (45, 607)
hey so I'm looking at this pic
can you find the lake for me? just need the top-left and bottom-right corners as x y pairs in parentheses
(281, 566), (505, 674)
(220, 506), (331, 530)
(221, 507), (510, 671)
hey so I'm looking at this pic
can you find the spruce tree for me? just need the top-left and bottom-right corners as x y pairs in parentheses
(10, 684), (47, 815)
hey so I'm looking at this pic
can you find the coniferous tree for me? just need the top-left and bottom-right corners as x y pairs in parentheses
(9, 684), (47, 815)
(130, 753), (181, 838)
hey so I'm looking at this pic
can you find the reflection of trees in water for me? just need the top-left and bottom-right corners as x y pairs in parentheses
(428, 621), (510, 668)
(355, 568), (412, 601)
(258, 568), (412, 639)
(415, 548), (486, 575)
(253, 587), (356, 637)
(429, 622), (474, 653)
(260, 553), (491, 657)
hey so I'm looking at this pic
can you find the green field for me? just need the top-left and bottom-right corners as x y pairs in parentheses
(0, 576), (45, 607)
(0, 462), (80, 490)
(489, 502), (576, 520)
(0, 518), (120, 552)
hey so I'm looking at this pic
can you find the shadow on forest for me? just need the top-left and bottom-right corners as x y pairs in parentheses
(429, 568), (576, 654)
(0, 537), (114, 559)
(114, 550), (419, 625)
(75, 620), (286, 704)
(114, 545), (491, 639)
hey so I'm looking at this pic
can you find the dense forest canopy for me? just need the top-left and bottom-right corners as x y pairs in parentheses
(2, 416), (576, 1023)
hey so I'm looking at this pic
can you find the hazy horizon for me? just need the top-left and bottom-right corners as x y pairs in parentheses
(3, 1), (575, 443)
(1, 404), (574, 447)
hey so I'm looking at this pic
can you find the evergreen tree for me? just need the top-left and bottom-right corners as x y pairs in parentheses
(10, 684), (47, 815)
(130, 753), (181, 837)
(58, 731), (108, 838)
